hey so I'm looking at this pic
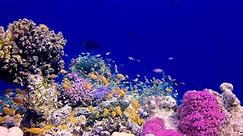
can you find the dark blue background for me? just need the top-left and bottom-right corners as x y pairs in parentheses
(0, 0), (242, 102)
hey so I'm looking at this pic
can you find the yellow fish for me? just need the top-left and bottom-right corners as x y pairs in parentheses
(89, 73), (98, 80)
(85, 81), (92, 90)
(116, 89), (126, 97)
(60, 124), (68, 131)
(114, 106), (122, 117)
(116, 73), (126, 80)
(63, 78), (71, 90)
(24, 128), (44, 134)
(125, 107), (134, 114)
(100, 76), (109, 85)
(111, 111), (116, 118)
(68, 116), (77, 124)
(87, 106), (94, 112)
(131, 99), (140, 110)
(103, 108), (109, 115)
(3, 107), (15, 116)
(43, 124), (55, 131)
(129, 112), (141, 125)
(0, 116), (6, 123)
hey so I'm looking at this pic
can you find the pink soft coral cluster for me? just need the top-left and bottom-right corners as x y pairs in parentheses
(141, 117), (182, 136)
(177, 89), (225, 136)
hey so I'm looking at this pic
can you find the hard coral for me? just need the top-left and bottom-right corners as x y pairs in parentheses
(177, 89), (225, 136)
(59, 77), (93, 107)
(141, 117), (182, 136)
(0, 18), (66, 86)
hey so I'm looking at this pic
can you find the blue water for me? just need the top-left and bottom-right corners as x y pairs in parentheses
(0, 0), (242, 102)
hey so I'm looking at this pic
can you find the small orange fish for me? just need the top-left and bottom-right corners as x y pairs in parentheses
(50, 74), (58, 79)
(15, 88), (26, 95)
(116, 74), (126, 80)
(24, 127), (44, 134)
(85, 81), (92, 90)
(60, 69), (68, 74)
(13, 97), (24, 105)
(63, 78), (71, 90)
(89, 73), (98, 80)
(100, 76), (109, 85)
(0, 116), (6, 123)
(3, 107), (15, 115)
(116, 89), (126, 97)
(131, 99), (140, 110)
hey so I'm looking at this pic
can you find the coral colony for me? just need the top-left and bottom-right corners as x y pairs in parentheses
(0, 19), (242, 136)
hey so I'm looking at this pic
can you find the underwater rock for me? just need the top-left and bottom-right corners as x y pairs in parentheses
(51, 105), (72, 126)
(0, 126), (23, 136)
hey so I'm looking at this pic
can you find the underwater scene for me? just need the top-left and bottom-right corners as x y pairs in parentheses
(0, 1), (243, 136)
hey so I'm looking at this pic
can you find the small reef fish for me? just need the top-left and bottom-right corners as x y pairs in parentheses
(68, 116), (77, 124)
(50, 74), (58, 79)
(114, 106), (123, 117)
(116, 73), (126, 80)
(0, 116), (6, 123)
(103, 108), (109, 115)
(60, 69), (68, 74)
(153, 68), (163, 73)
(100, 76), (109, 85)
(85, 81), (92, 90)
(105, 52), (111, 55)
(89, 73), (98, 80)
(63, 78), (71, 90)
(87, 106), (94, 112)
(60, 124), (68, 131)
(43, 124), (55, 130)
(12, 97), (24, 105)
(116, 89), (126, 97)
(131, 99), (140, 110)
(3, 107), (16, 116)
(24, 128), (44, 134)
(15, 88), (26, 95)
(168, 57), (175, 61)
(128, 57), (135, 61)
(111, 111), (116, 118)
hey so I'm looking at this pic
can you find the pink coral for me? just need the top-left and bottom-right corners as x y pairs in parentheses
(141, 117), (182, 136)
(177, 89), (225, 136)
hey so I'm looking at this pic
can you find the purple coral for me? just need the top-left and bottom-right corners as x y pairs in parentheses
(59, 77), (93, 107)
(141, 117), (182, 136)
(92, 86), (111, 101)
(177, 89), (225, 136)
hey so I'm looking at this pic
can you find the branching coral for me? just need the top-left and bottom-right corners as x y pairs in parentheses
(177, 89), (225, 136)
(0, 18), (66, 86)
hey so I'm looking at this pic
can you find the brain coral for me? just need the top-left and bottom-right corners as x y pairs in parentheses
(177, 89), (225, 136)
(0, 18), (66, 86)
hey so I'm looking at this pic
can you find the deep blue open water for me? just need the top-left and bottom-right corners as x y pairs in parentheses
(0, 0), (242, 101)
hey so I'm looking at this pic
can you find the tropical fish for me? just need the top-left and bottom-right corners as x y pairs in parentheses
(116, 74), (126, 80)
(89, 73), (98, 80)
(50, 74), (58, 79)
(60, 124), (68, 131)
(3, 107), (15, 115)
(103, 108), (109, 115)
(68, 116), (77, 124)
(0, 116), (6, 123)
(100, 76), (109, 85)
(168, 57), (175, 61)
(87, 106), (94, 112)
(15, 88), (26, 95)
(131, 99), (140, 110)
(114, 106), (122, 117)
(111, 111), (116, 118)
(63, 78), (71, 90)
(43, 124), (55, 130)
(153, 68), (163, 73)
(85, 81), (92, 90)
(105, 52), (111, 55)
(116, 89), (126, 97)
(12, 97), (24, 105)
(24, 128), (44, 134)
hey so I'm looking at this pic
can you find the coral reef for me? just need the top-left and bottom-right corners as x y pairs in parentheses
(177, 89), (225, 136)
(0, 19), (66, 86)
